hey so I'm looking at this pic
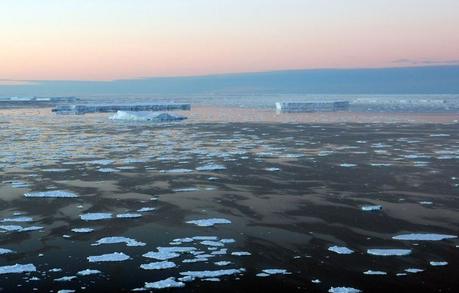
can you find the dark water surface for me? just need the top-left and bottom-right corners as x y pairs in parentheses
(0, 113), (458, 292)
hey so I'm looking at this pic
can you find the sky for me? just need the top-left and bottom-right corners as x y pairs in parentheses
(1, 0), (459, 81)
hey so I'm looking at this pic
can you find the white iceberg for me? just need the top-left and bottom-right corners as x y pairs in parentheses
(87, 252), (130, 262)
(110, 111), (187, 122)
(92, 236), (146, 247)
(392, 233), (457, 241)
(186, 218), (231, 227)
(367, 249), (412, 256)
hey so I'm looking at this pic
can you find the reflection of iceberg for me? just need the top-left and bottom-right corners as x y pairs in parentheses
(110, 111), (187, 122)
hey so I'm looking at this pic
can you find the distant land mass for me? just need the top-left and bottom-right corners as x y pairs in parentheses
(1, 65), (459, 96)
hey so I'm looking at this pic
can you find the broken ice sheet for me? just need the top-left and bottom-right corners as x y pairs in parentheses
(24, 190), (78, 198)
(0, 263), (36, 274)
(179, 268), (245, 279)
(392, 233), (457, 241)
(92, 236), (146, 247)
(87, 252), (130, 262)
(328, 246), (354, 255)
(144, 277), (185, 289)
(80, 213), (113, 221)
(367, 249), (412, 256)
(140, 261), (176, 270)
(186, 218), (231, 227)
(361, 205), (382, 211)
(328, 287), (361, 293)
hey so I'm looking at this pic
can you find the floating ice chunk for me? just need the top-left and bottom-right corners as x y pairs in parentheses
(71, 228), (94, 233)
(183, 258), (208, 263)
(256, 273), (270, 277)
(211, 248), (228, 255)
(116, 213), (142, 219)
(111, 111), (187, 122)
(196, 164), (226, 171)
(201, 240), (224, 247)
(87, 252), (130, 262)
(10, 181), (29, 188)
(80, 213), (113, 221)
(54, 275), (77, 282)
(261, 269), (291, 275)
(192, 236), (219, 240)
(157, 246), (197, 254)
(77, 269), (101, 276)
(144, 277), (185, 289)
(392, 233), (457, 241)
(265, 167), (281, 172)
(186, 218), (231, 227)
(367, 249), (411, 256)
(174, 188), (199, 192)
(1, 216), (33, 222)
(49, 268), (63, 272)
(214, 261), (231, 266)
(429, 261), (448, 266)
(161, 169), (193, 173)
(361, 205), (382, 212)
(405, 268), (423, 273)
(329, 287), (361, 293)
(328, 246), (354, 255)
(137, 207), (156, 212)
(0, 263), (36, 274)
(363, 270), (387, 275)
(179, 268), (245, 279)
(0, 248), (14, 255)
(98, 168), (120, 173)
(87, 159), (114, 165)
(0, 225), (43, 232)
(92, 236), (146, 247)
(339, 164), (357, 167)
(312, 279), (321, 283)
(231, 251), (251, 256)
(220, 238), (236, 244)
(24, 190), (78, 198)
(419, 201), (433, 205)
(143, 251), (180, 261)
(370, 163), (392, 167)
(140, 261), (176, 270)
(58, 290), (75, 293)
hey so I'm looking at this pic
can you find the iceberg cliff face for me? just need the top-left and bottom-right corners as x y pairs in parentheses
(110, 111), (187, 122)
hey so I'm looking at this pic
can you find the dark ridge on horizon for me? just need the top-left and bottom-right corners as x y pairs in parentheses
(1, 65), (459, 96)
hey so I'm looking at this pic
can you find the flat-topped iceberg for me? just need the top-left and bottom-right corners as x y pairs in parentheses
(24, 190), (78, 198)
(110, 111), (187, 122)
(392, 233), (457, 241)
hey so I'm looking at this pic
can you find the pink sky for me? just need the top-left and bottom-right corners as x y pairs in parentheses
(1, 0), (459, 80)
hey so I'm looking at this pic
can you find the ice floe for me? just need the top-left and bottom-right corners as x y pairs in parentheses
(87, 252), (130, 262)
(0, 225), (43, 232)
(1, 216), (33, 222)
(24, 190), (78, 198)
(92, 236), (146, 247)
(392, 233), (457, 241)
(231, 251), (251, 256)
(328, 246), (354, 254)
(140, 261), (176, 270)
(186, 218), (231, 227)
(405, 268), (423, 273)
(363, 270), (387, 275)
(144, 277), (185, 289)
(77, 269), (101, 276)
(54, 275), (77, 282)
(137, 207), (156, 212)
(361, 205), (382, 211)
(80, 213), (113, 221)
(196, 164), (226, 171)
(429, 261), (448, 266)
(0, 263), (36, 274)
(329, 287), (361, 293)
(116, 213), (142, 219)
(0, 248), (14, 255)
(71, 228), (94, 233)
(367, 249), (412, 256)
(179, 268), (245, 279)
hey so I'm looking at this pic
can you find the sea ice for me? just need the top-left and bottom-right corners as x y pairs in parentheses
(367, 249), (412, 256)
(214, 261), (231, 266)
(140, 261), (176, 270)
(179, 268), (245, 279)
(24, 190), (78, 198)
(1, 216), (33, 222)
(0, 263), (36, 274)
(392, 233), (457, 241)
(87, 252), (130, 262)
(363, 270), (387, 275)
(71, 228), (94, 233)
(361, 205), (382, 211)
(137, 207), (156, 212)
(54, 276), (77, 282)
(339, 164), (357, 167)
(261, 269), (291, 275)
(196, 164), (226, 171)
(111, 111), (187, 122)
(329, 287), (361, 293)
(0, 225), (43, 232)
(116, 213), (142, 219)
(77, 269), (101, 276)
(144, 277), (185, 289)
(92, 236), (146, 247)
(405, 268), (423, 273)
(328, 246), (354, 255)
(429, 261), (448, 266)
(80, 213), (113, 221)
(231, 251), (251, 256)
(143, 251), (180, 260)
(186, 218), (231, 227)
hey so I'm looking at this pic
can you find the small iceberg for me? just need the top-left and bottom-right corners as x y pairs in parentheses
(87, 252), (130, 262)
(328, 246), (354, 255)
(392, 233), (457, 241)
(0, 225), (43, 232)
(361, 205), (382, 212)
(186, 218), (231, 227)
(367, 249), (411, 256)
(144, 277), (185, 289)
(116, 213), (142, 219)
(0, 263), (36, 274)
(24, 190), (78, 198)
(110, 111), (187, 122)
(92, 236), (146, 247)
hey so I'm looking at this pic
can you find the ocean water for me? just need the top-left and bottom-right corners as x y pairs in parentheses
(0, 106), (458, 292)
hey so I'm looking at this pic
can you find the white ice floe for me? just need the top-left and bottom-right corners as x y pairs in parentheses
(98, 168), (120, 173)
(429, 261), (448, 266)
(92, 237), (146, 247)
(71, 228), (94, 233)
(143, 251), (180, 261)
(87, 252), (130, 262)
(392, 233), (457, 241)
(196, 164), (226, 171)
(183, 258), (208, 263)
(363, 270), (387, 275)
(367, 249), (412, 256)
(144, 277), (185, 289)
(1, 216), (33, 222)
(87, 159), (114, 165)
(231, 251), (251, 256)
(57, 290), (75, 293)
(179, 268), (245, 279)
(137, 207), (156, 212)
(77, 269), (101, 276)
(339, 164), (357, 167)
(265, 167), (281, 172)
(0, 225), (43, 232)
(161, 169), (193, 173)
(80, 213), (113, 221)
(24, 190), (78, 198)
(186, 218), (231, 227)
(0, 248), (14, 255)
(361, 205), (382, 212)
(329, 287), (361, 293)
(201, 240), (225, 247)
(214, 261), (231, 266)
(0, 263), (36, 274)
(116, 213), (142, 219)
(140, 261), (176, 270)
(405, 268), (423, 273)
(328, 246), (354, 255)
(54, 275), (77, 282)
(111, 111), (187, 122)
(419, 201), (433, 205)
(174, 188), (199, 192)
(261, 269), (291, 275)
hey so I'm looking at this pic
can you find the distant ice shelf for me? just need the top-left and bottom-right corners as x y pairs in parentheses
(52, 102), (191, 115)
